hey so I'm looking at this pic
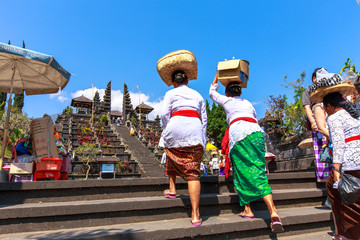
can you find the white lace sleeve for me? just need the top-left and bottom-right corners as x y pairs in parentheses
(328, 116), (345, 164)
(161, 92), (172, 128)
(209, 83), (229, 106)
(200, 98), (207, 135)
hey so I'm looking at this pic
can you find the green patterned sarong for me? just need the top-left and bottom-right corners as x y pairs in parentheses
(230, 131), (272, 206)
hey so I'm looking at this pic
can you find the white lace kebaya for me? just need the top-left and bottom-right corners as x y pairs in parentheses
(327, 109), (360, 171)
(159, 85), (207, 149)
(209, 83), (257, 124)
(209, 83), (263, 152)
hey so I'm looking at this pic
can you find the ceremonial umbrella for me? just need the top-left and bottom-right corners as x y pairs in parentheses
(0, 42), (71, 176)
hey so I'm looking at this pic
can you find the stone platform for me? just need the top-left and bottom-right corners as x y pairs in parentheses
(0, 172), (333, 239)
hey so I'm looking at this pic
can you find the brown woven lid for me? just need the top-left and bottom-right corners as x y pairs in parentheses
(298, 138), (313, 149)
(156, 50), (197, 87)
(310, 82), (356, 103)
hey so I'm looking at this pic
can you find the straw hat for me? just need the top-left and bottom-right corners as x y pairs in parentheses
(310, 82), (356, 103)
(308, 72), (343, 93)
(157, 50), (197, 86)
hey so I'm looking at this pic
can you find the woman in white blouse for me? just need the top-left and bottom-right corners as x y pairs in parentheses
(159, 70), (207, 226)
(209, 73), (283, 233)
(323, 92), (360, 240)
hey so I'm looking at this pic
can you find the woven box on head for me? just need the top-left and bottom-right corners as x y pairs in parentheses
(217, 59), (249, 88)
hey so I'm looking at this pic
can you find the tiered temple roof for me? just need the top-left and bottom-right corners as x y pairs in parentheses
(71, 95), (92, 109)
(99, 81), (111, 114)
(135, 102), (154, 114)
(93, 91), (101, 114)
(135, 102), (154, 121)
(122, 83), (136, 121)
(110, 110), (122, 117)
(70, 95), (93, 114)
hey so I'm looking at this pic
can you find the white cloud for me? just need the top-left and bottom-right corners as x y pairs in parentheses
(71, 88), (104, 100)
(49, 91), (69, 102)
(70, 87), (163, 120)
(49, 91), (61, 99)
(126, 92), (163, 120)
(146, 100), (163, 120)
(110, 90), (123, 112)
(57, 96), (69, 103)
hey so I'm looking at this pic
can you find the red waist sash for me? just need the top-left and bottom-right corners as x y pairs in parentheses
(345, 135), (360, 143)
(171, 110), (200, 119)
(229, 117), (257, 126)
(221, 117), (257, 178)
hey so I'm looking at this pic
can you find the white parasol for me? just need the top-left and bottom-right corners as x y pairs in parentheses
(0, 42), (71, 171)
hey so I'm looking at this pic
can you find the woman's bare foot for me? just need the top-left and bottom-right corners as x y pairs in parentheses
(239, 212), (254, 219)
(190, 217), (202, 226)
(239, 204), (254, 218)
(163, 189), (176, 199)
(191, 209), (201, 222)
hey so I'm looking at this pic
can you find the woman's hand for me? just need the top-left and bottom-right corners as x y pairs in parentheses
(310, 120), (319, 132)
(334, 172), (341, 182)
(333, 163), (342, 182)
(212, 72), (218, 86)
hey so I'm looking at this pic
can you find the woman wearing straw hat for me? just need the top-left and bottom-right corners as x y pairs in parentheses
(209, 73), (284, 233)
(308, 68), (358, 182)
(303, 68), (337, 184)
(158, 68), (207, 226)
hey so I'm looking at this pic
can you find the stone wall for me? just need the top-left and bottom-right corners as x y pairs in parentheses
(264, 127), (315, 172)
(274, 142), (315, 171)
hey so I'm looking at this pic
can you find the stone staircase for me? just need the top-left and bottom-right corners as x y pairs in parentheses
(113, 125), (164, 177)
(55, 113), (139, 179)
(0, 172), (333, 239)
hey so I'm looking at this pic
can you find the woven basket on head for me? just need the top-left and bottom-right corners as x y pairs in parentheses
(310, 82), (356, 103)
(157, 50), (197, 86)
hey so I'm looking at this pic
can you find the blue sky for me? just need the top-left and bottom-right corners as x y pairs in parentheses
(1, 0), (359, 120)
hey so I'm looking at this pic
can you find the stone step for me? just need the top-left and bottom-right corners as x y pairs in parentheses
(69, 134), (119, 139)
(72, 149), (126, 157)
(0, 206), (332, 239)
(68, 173), (142, 180)
(114, 125), (163, 177)
(277, 229), (334, 240)
(0, 188), (327, 234)
(0, 173), (318, 205)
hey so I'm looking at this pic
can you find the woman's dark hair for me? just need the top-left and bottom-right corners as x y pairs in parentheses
(323, 92), (360, 118)
(225, 82), (242, 97)
(323, 92), (344, 108)
(172, 70), (188, 84)
(312, 67), (322, 80)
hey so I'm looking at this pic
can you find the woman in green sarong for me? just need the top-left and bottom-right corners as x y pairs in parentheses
(209, 73), (284, 233)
